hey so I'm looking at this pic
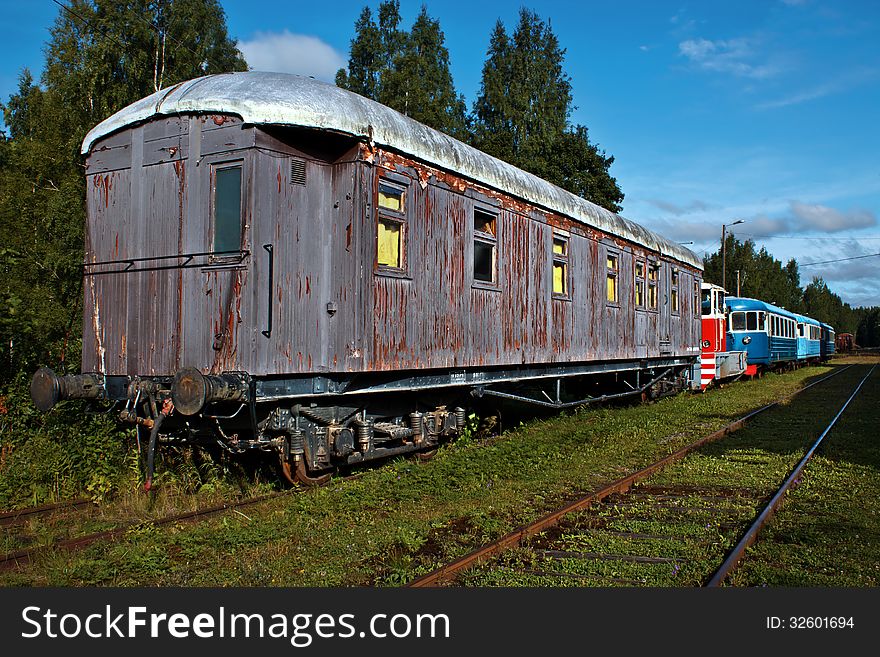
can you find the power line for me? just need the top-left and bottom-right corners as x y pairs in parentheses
(51, 0), (208, 72)
(51, 0), (132, 56)
(738, 234), (880, 241)
(800, 252), (880, 267)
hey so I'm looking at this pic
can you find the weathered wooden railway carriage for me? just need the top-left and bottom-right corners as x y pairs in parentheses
(33, 72), (703, 483)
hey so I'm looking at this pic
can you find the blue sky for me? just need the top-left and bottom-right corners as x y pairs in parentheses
(2, 0), (878, 307)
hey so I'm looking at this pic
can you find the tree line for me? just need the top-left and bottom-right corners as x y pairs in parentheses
(703, 235), (879, 346)
(336, 1), (624, 212)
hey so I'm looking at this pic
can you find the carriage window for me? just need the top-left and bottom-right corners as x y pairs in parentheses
(606, 253), (618, 303)
(552, 236), (569, 296)
(473, 208), (497, 284)
(758, 312), (766, 331)
(377, 219), (402, 268)
(213, 165), (243, 254)
(670, 268), (679, 313)
(694, 281), (700, 317)
(635, 261), (646, 308)
(746, 312), (758, 331)
(731, 312), (746, 331)
(647, 264), (658, 309)
(378, 182), (404, 212)
(377, 180), (406, 270)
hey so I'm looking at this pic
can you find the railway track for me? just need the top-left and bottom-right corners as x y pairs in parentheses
(0, 490), (291, 571)
(408, 363), (867, 587)
(0, 498), (94, 530)
(0, 464), (375, 572)
(706, 363), (876, 586)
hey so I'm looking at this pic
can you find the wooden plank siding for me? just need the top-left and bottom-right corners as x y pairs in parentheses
(82, 115), (701, 378)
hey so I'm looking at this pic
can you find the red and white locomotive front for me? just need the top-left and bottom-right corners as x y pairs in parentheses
(700, 283), (746, 389)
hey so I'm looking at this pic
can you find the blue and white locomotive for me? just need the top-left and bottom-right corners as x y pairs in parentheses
(725, 296), (833, 375)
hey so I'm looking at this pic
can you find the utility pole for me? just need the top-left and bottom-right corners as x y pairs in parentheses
(736, 270), (741, 297)
(721, 219), (745, 292)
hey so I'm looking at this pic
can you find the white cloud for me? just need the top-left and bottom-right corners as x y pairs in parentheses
(646, 199), (712, 215)
(239, 31), (346, 82)
(678, 37), (780, 79)
(790, 201), (877, 232)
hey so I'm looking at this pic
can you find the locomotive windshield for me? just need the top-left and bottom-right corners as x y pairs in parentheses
(701, 289), (712, 315)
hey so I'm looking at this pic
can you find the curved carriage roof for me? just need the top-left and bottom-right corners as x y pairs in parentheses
(82, 71), (701, 270)
(726, 296), (800, 321)
(794, 313), (821, 327)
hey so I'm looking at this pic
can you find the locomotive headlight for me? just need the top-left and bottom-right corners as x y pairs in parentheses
(701, 340), (710, 349)
(743, 336), (752, 345)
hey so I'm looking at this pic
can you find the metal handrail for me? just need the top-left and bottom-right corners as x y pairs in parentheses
(82, 250), (250, 275)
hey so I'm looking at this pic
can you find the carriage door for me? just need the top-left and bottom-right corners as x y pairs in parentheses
(659, 262), (672, 354)
(178, 131), (254, 375)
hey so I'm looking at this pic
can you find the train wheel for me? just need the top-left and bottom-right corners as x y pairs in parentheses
(278, 457), (332, 487)
(416, 447), (439, 462)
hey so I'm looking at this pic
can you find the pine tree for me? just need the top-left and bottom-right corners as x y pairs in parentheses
(337, 2), (467, 138)
(335, 7), (383, 98)
(380, 7), (467, 138)
(472, 9), (623, 212)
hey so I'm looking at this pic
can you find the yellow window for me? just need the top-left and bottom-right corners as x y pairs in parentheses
(377, 219), (401, 267)
(671, 288), (679, 312)
(648, 284), (657, 308)
(635, 262), (644, 278)
(607, 274), (617, 302)
(606, 255), (616, 270)
(378, 183), (403, 212)
(635, 281), (644, 306)
(553, 262), (567, 294)
(553, 240), (566, 255)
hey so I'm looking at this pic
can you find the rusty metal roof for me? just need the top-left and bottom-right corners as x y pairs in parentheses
(82, 71), (702, 269)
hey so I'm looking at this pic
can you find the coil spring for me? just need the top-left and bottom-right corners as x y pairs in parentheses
(357, 421), (372, 449)
(288, 430), (304, 456)
(454, 407), (466, 430)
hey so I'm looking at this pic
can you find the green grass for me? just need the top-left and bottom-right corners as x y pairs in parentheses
(725, 361), (880, 586)
(1, 360), (876, 587)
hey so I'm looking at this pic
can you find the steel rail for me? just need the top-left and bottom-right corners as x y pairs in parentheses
(0, 491), (288, 571)
(705, 363), (876, 587)
(0, 498), (94, 529)
(0, 467), (369, 572)
(407, 365), (852, 587)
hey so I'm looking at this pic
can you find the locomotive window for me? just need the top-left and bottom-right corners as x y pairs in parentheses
(606, 253), (618, 303)
(731, 312), (746, 331)
(212, 164), (243, 254)
(376, 179), (407, 272)
(552, 236), (569, 297)
(701, 288), (711, 315)
(473, 208), (497, 284)
(758, 312), (766, 331)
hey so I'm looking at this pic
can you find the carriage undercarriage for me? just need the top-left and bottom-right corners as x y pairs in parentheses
(32, 359), (695, 486)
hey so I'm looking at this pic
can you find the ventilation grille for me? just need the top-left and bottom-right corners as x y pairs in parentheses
(290, 158), (307, 186)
